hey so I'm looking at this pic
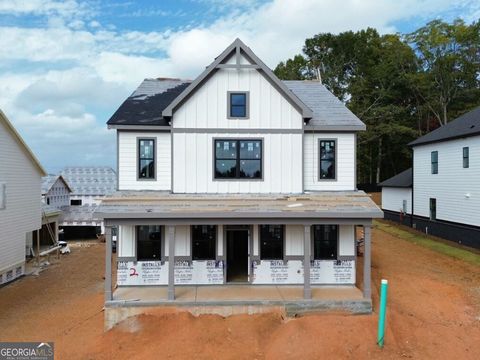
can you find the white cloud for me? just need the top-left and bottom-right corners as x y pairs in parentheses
(0, 0), (90, 18)
(0, 0), (478, 171)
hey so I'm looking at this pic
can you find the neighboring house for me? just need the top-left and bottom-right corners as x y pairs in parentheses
(41, 174), (72, 207)
(380, 107), (480, 248)
(409, 107), (480, 248)
(0, 110), (46, 285)
(26, 175), (74, 256)
(97, 39), (383, 327)
(59, 166), (116, 239)
(379, 168), (412, 226)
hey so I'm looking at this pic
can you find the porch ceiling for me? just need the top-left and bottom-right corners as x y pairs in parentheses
(96, 190), (383, 221)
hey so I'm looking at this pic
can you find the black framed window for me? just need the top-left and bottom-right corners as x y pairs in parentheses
(463, 147), (469, 168)
(313, 225), (338, 260)
(431, 151), (438, 174)
(192, 225), (216, 260)
(70, 199), (82, 206)
(429, 198), (436, 221)
(260, 225), (284, 260)
(138, 139), (155, 179)
(215, 139), (262, 179)
(319, 140), (336, 180)
(229, 92), (248, 118)
(136, 225), (162, 261)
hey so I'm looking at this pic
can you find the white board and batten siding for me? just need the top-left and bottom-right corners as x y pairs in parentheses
(171, 60), (303, 194)
(304, 133), (355, 191)
(173, 132), (302, 193)
(172, 56), (303, 130)
(413, 136), (480, 226)
(0, 121), (42, 284)
(382, 187), (412, 214)
(118, 132), (171, 191)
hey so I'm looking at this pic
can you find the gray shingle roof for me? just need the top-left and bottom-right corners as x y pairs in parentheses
(378, 168), (412, 188)
(106, 79), (365, 130)
(60, 166), (116, 196)
(409, 106), (480, 147)
(107, 78), (191, 127)
(283, 81), (366, 130)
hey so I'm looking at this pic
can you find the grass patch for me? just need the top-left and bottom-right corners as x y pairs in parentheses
(375, 220), (480, 267)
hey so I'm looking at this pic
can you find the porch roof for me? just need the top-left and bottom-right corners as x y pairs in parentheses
(96, 191), (383, 221)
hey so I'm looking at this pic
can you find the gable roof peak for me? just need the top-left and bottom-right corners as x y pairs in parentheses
(162, 38), (313, 119)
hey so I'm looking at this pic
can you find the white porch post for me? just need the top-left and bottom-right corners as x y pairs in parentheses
(168, 225), (175, 301)
(105, 226), (113, 301)
(363, 224), (372, 299)
(303, 225), (312, 299)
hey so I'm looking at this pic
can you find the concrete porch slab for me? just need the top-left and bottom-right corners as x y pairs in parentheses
(105, 285), (370, 330)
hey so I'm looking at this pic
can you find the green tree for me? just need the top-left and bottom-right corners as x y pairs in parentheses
(274, 55), (314, 80)
(275, 29), (418, 183)
(406, 19), (480, 126)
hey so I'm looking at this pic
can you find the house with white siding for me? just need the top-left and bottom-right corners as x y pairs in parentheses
(408, 107), (480, 248)
(0, 110), (46, 285)
(97, 39), (383, 327)
(379, 168), (412, 226)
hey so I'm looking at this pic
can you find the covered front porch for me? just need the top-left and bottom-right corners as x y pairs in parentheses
(98, 191), (381, 307)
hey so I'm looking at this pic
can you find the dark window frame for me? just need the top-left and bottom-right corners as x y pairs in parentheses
(318, 139), (337, 181)
(136, 225), (162, 261)
(70, 199), (82, 206)
(259, 225), (284, 260)
(313, 225), (339, 260)
(227, 91), (249, 119)
(214, 139), (263, 180)
(429, 198), (437, 221)
(191, 225), (217, 261)
(137, 137), (156, 180)
(463, 147), (469, 168)
(431, 151), (438, 174)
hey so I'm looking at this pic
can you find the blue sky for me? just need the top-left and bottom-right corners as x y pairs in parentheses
(0, 0), (478, 173)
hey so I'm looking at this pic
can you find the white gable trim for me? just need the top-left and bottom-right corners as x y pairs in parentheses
(162, 38), (313, 120)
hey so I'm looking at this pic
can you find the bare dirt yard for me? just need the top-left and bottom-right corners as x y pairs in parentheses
(1, 226), (479, 359)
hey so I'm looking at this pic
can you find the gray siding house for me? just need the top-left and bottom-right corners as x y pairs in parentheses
(0, 110), (46, 285)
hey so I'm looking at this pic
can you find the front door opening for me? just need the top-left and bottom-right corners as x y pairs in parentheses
(226, 229), (249, 283)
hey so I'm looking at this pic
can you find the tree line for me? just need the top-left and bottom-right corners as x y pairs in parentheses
(274, 19), (480, 184)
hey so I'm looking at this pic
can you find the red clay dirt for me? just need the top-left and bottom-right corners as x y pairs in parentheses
(0, 228), (479, 359)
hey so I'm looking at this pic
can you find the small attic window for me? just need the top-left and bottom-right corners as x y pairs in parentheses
(228, 92), (249, 119)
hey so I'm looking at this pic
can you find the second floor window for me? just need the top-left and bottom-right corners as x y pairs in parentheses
(228, 92), (248, 118)
(431, 151), (438, 174)
(319, 140), (336, 180)
(139, 139), (155, 179)
(463, 147), (469, 168)
(215, 139), (262, 179)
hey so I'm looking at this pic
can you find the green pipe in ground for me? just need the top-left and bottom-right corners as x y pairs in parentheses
(377, 279), (388, 348)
